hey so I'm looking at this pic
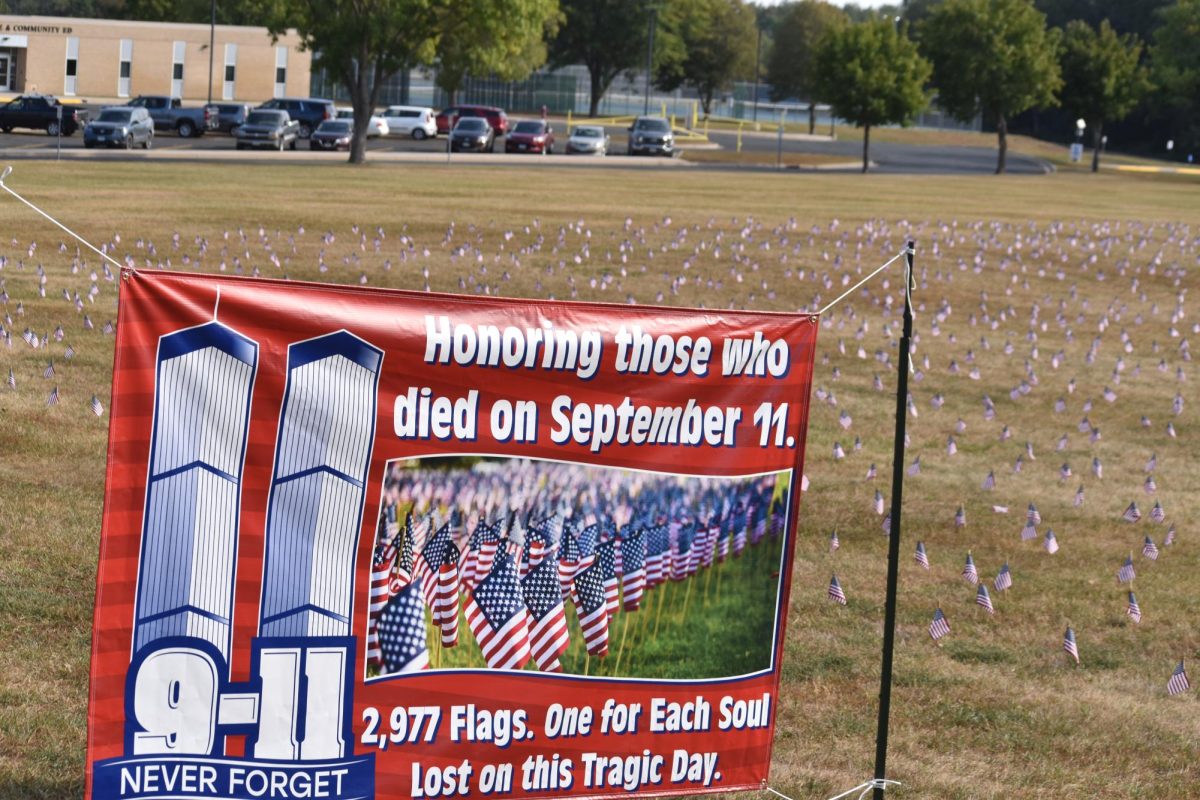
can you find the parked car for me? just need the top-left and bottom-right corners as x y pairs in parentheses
(310, 120), (353, 151)
(449, 117), (495, 153)
(505, 120), (555, 154)
(566, 125), (609, 156)
(256, 97), (336, 139)
(436, 104), (508, 136)
(210, 103), (250, 134)
(380, 105), (437, 139)
(0, 94), (82, 136)
(83, 107), (154, 149)
(626, 116), (674, 157)
(235, 110), (300, 150)
(127, 95), (216, 138)
(335, 108), (388, 138)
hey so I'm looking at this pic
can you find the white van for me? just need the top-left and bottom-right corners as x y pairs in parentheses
(381, 106), (438, 139)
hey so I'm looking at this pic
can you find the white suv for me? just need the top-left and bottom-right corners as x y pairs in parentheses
(381, 106), (438, 139)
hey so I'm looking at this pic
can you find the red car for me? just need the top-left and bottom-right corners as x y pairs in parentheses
(504, 120), (555, 154)
(435, 104), (508, 136)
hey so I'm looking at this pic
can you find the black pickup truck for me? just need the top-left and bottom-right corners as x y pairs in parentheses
(0, 95), (83, 136)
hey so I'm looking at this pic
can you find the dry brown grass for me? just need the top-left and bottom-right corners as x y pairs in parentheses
(0, 161), (1198, 798)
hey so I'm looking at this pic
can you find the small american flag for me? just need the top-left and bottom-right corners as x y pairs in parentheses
(994, 562), (1013, 592)
(46, 385), (59, 406)
(914, 540), (929, 569)
(1021, 520), (1038, 541)
(1167, 660), (1190, 696)
(1144, 476), (1157, 494)
(1074, 486), (1085, 507)
(1122, 502), (1142, 523)
(1117, 555), (1135, 584)
(464, 550), (531, 670)
(64, 344), (75, 360)
(1164, 524), (1176, 547)
(982, 471), (996, 490)
(1044, 529), (1059, 554)
(620, 529), (646, 611)
(573, 560), (610, 656)
(596, 539), (620, 618)
(829, 530), (840, 553)
(1125, 591), (1141, 624)
(955, 506), (966, 528)
(416, 520), (455, 609)
(873, 490), (885, 515)
(377, 581), (430, 675)
(975, 584), (994, 614)
(521, 555), (569, 672)
(827, 574), (847, 605)
(929, 608), (950, 641)
(43, 360), (54, 379)
(6, 368), (14, 389)
(1027, 503), (1041, 524)
(433, 541), (461, 648)
(1142, 536), (1159, 561)
(1150, 501), (1166, 524)
(962, 552), (978, 585)
(90, 394), (104, 417)
(1063, 626), (1079, 665)
(866, 463), (877, 480)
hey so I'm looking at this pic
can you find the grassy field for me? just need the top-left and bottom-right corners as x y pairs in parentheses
(0, 161), (1198, 798)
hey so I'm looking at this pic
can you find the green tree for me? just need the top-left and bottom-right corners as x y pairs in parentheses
(1150, 0), (1200, 155)
(920, 0), (1062, 173)
(257, 0), (556, 164)
(1059, 20), (1149, 172)
(550, 0), (650, 117)
(766, 0), (847, 134)
(813, 18), (931, 172)
(655, 0), (757, 117)
(434, 0), (560, 105)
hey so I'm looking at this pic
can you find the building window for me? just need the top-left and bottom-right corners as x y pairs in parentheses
(222, 43), (237, 100)
(118, 38), (132, 97)
(64, 37), (79, 96)
(273, 45), (287, 98)
(171, 40), (185, 96)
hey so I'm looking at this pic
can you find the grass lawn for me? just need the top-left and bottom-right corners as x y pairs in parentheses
(0, 161), (1198, 798)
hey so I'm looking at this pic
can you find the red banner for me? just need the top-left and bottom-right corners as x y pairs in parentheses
(87, 271), (817, 800)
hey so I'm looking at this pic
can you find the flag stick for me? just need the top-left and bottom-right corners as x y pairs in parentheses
(614, 610), (632, 674)
(872, 241), (915, 800)
(653, 578), (669, 639)
(703, 551), (716, 604)
(680, 571), (695, 622)
(584, 652), (591, 676)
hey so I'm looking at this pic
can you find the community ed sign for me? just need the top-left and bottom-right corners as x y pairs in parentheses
(86, 271), (817, 800)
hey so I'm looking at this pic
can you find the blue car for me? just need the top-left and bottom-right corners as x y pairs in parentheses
(84, 106), (154, 149)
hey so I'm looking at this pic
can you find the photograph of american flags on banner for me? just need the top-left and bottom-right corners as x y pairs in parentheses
(367, 456), (791, 680)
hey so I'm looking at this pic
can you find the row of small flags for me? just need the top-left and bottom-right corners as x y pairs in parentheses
(369, 470), (782, 675)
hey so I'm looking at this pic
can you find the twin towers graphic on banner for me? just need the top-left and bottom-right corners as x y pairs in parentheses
(121, 318), (382, 777)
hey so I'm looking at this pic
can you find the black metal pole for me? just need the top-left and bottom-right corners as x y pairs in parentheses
(207, 0), (216, 105)
(872, 241), (914, 800)
(643, 6), (657, 116)
(752, 24), (762, 123)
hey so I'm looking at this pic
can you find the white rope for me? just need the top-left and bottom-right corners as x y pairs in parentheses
(827, 778), (902, 800)
(0, 165), (125, 270)
(763, 777), (901, 800)
(817, 246), (913, 316)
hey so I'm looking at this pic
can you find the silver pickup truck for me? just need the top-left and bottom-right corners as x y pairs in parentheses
(127, 95), (217, 138)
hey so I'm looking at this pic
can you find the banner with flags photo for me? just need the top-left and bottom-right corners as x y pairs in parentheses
(86, 271), (817, 800)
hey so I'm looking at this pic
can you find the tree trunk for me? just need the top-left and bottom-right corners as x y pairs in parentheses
(808, 102), (815, 136)
(995, 113), (1008, 174)
(862, 123), (870, 173)
(589, 69), (603, 117)
(348, 60), (369, 165)
(1091, 122), (1103, 173)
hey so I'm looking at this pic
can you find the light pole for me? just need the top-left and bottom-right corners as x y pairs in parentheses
(751, 21), (762, 123)
(643, 4), (658, 116)
(207, 0), (216, 104)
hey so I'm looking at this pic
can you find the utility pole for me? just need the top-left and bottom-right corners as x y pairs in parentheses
(207, 0), (216, 104)
(643, 5), (658, 116)
(752, 22), (762, 123)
